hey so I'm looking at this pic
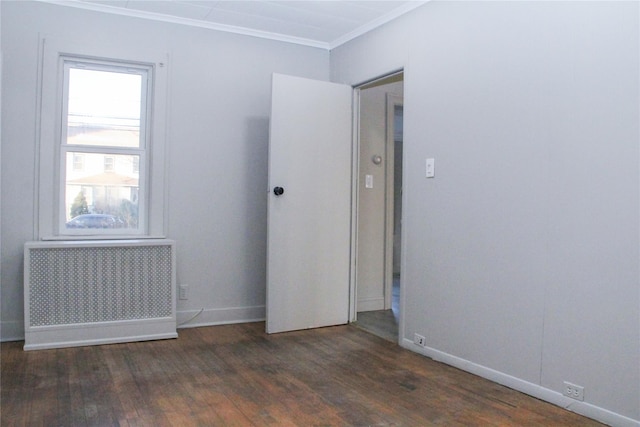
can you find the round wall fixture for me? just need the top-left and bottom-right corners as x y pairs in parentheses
(372, 155), (382, 165)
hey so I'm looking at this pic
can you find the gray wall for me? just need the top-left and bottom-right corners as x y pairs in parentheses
(333, 1), (639, 423)
(0, 1), (329, 338)
(0, 1), (3, 343)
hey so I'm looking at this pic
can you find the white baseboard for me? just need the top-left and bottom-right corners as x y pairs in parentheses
(401, 338), (639, 427)
(177, 305), (265, 329)
(357, 297), (384, 312)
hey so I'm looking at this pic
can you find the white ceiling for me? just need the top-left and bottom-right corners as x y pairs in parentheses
(39, 0), (426, 49)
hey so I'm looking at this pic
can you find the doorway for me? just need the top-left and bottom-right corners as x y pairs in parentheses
(353, 72), (404, 343)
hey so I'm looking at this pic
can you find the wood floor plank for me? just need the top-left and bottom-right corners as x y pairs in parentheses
(1, 323), (604, 426)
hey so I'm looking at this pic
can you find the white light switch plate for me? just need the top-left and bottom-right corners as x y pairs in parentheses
(365, 174), (373, 188)
(426, 158), (435, 178)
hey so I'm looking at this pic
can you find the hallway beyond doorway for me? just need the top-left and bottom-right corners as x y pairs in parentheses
(354, 276), (399, 342)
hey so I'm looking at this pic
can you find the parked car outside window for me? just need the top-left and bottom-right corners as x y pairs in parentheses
(65, 214), (124, 229)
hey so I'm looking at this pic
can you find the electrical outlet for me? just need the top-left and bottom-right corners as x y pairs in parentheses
(563, 381), (584, 401)
(178, 284), (189, 300)
(413, 333), (426, 347)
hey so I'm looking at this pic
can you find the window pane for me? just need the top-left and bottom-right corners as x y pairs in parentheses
(65, 152), (140, 230)
(66, 68), (143, 148)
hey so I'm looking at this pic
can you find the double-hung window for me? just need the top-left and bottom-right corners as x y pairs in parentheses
(38, 37), (168, 239)
(61, 60), (149, 234)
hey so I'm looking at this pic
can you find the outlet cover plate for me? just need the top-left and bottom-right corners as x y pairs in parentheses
(178, 284), (188, 300)
(563, 381), (584, 401)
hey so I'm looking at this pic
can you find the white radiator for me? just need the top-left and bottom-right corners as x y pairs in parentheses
(24, 239), (177, 350)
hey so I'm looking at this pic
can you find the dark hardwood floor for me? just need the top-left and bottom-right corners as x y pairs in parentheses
(1, 322), (602, 426)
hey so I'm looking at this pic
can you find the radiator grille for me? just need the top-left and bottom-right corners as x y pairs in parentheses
(28, 245), (173, 327)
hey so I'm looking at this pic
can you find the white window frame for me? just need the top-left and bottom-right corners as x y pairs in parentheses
(37, 36), (169, 240)
(59, 58), (150, 236)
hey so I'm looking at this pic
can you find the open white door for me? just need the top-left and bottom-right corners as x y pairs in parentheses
(267, 74), (352, 334)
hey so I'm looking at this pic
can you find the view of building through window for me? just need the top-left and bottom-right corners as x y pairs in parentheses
(62, 65), (146, 231)
(65, 152), (140, 228)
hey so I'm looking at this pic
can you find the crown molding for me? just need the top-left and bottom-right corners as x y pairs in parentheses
(34, 0), (330, 49)
(328, 1), (427, 50)
(34, 0), (428, 50)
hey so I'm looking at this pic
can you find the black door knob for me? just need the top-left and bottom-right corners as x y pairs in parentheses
(273, 186), (284, 196)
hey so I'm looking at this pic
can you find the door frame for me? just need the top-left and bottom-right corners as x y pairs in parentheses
(348, 69), (405, 325)
(348, 88), (361, 322)
(384, 93), (404, 310)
